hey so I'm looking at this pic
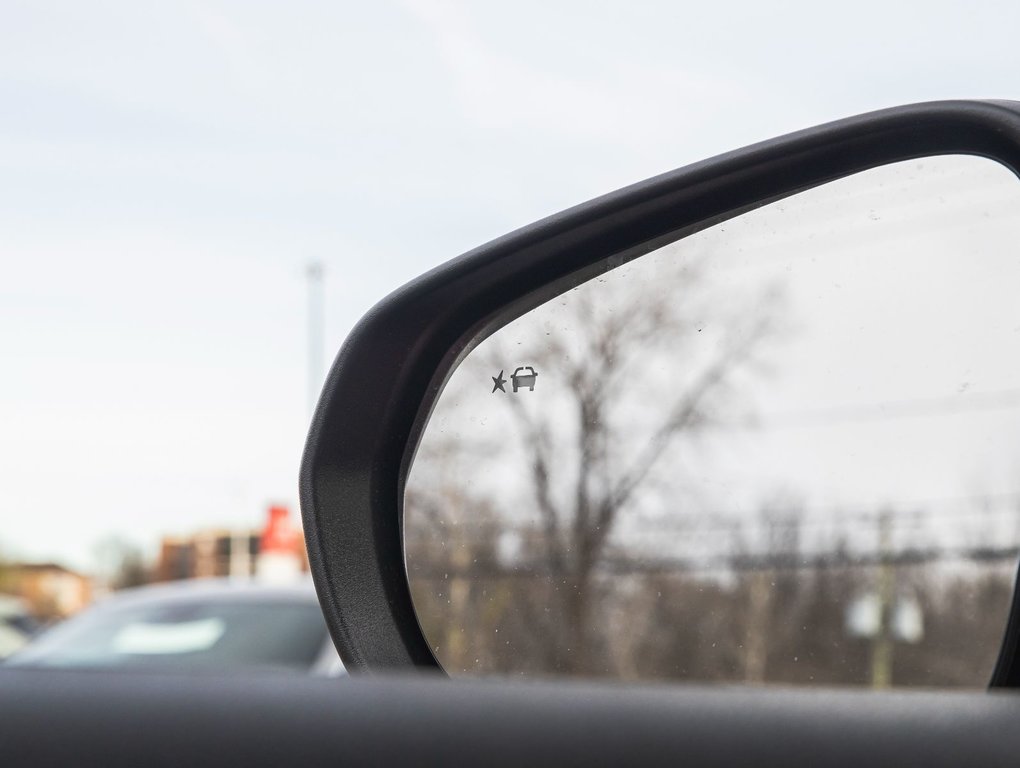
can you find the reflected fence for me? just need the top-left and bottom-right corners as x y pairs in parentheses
(406, 519), (1019, 688)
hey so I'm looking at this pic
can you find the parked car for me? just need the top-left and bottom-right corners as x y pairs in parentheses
(6, 579), (343, 676)
(0, 595), (41, 660)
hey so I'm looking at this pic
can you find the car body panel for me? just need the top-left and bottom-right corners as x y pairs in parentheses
(4, 670), (1020, 766)
(6, 579), (344, 676)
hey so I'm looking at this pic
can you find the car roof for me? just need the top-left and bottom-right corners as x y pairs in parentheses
(90, 578), (320, 610)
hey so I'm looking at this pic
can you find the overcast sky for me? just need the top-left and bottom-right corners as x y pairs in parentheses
(4, 1), (1020, 570)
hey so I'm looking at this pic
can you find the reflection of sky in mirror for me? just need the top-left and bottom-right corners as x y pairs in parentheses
(408, 156), (1020, 561)
(702, 159), (1020, 538)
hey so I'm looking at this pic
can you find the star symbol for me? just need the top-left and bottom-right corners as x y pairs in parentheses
(491, 370), (506, 393)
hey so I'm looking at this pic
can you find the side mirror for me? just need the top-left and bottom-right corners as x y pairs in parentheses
(301, 100), (1020, 685)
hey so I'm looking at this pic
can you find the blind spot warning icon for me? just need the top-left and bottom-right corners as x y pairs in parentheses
(511, 366), (538, 393)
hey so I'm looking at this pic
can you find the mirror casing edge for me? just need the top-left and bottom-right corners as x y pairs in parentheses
(299, 99), (1020, 678)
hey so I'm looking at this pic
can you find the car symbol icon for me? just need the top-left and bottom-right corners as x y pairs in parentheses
(510, 366), (538, 393)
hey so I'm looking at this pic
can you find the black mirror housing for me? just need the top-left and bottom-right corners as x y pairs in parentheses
(299, 100), (1020, 677)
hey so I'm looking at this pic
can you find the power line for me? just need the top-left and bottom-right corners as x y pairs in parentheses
(617, 489), (1020, 527)
(750, 387), (1020, 430)
(408, 544), (1020, 581)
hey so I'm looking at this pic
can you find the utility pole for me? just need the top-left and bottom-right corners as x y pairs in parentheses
(743, 568), (771, 683)
(307, 262), (325, 417)
(229, 531), (251, 580)
(871, 510), (895, 689)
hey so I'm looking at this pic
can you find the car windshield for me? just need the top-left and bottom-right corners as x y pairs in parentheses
(8, 595), (329, 672)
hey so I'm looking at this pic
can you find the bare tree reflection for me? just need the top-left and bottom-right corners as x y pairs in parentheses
(407, 243), (787, 674)
(480, 258), (783, 672)
(404, 156), (1020, 685)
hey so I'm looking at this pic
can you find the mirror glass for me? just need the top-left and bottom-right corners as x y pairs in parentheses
(404, 155), (1020, 688)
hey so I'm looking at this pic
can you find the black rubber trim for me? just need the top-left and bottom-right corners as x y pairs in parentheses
(5, 669), (1020, 767)
(300, 99), (1020, 675)
(991, 562), (1020, 686)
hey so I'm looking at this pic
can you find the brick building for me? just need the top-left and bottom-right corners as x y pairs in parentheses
(1, 562), (92, 619)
